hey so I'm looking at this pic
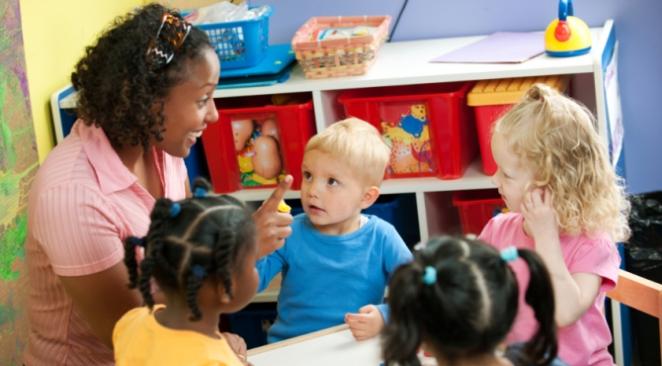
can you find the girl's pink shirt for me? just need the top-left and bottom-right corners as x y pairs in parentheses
(480, 212), (620, 366)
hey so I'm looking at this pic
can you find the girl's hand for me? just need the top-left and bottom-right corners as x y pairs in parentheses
(222, 332), (248, 364)
(253, 175), (294, 258)
(344, 305), (385, 341)
(521, 188), (560, 242)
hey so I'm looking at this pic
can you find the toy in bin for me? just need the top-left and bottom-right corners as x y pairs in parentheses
(544, 0), (592, 57)
(380, 103), (434, 175)
(231, 116), (284, 186)
(467, 76), (568, 175)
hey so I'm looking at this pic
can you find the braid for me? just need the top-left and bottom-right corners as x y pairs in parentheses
(213, 231), (236, 299)
(138, 256), (156, 308)
(123, 236), (143, 288)
(185, 270), (205, 321)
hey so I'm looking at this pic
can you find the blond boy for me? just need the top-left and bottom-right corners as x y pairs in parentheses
(256, 118), (413, 342)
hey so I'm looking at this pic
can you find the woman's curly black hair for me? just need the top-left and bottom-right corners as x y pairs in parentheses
(71, 3), (213, 150)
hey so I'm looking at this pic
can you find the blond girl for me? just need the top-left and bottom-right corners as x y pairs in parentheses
(479, 84), (630, 366)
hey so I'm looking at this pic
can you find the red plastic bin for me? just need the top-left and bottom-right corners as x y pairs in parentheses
(452, 189), (506, 235)
(201, 95), (316, 193)
(467, 76), (569, 175)
(338, 83), (477, 180)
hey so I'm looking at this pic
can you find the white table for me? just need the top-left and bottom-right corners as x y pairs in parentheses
(247, 325), (382, 366)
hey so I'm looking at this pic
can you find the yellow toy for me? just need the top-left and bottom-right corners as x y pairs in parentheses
(277, 200), (292, 213)
(544, 0), (591, 57)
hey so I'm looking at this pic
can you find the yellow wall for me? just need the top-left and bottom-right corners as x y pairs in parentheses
(20, 0), (140, 162)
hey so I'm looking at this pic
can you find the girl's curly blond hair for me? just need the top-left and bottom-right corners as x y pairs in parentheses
(493, 83), (630, 242)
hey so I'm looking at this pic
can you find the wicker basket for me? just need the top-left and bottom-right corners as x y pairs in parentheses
(291, 15), (391, 79)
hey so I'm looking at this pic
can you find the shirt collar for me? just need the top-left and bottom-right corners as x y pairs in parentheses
(76, 120), (138, 194)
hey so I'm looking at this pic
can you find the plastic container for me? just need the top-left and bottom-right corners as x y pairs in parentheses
(338, 82), (477, 180)
(201, 95), (315, 193)
(196, 6), (272, 70)
(467, 76), (569, 175)
(291, 15), (391, 79)
(452, 189), (506, 235)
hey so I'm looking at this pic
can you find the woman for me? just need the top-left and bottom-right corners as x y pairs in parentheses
(24, 4), (292, 365)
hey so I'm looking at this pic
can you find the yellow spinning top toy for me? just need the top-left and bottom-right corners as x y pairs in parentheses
(545, 0), (592, 57)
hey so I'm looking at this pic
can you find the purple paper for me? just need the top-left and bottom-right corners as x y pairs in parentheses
(430, 31), (545, 64)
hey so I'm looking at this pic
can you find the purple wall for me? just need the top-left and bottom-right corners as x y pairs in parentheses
(252, 0), (662, 194)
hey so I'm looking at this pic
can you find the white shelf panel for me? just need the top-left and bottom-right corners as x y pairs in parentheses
(210, 29), (601, 98)
(226, 160), (494, 202)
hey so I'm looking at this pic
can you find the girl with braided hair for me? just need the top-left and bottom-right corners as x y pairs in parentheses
(114, 179), (258, 365)
(382, 236), (565, 366)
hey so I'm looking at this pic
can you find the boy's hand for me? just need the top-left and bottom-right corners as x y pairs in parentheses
(344, 305), (384, 341)
(521, 188), (559, 243)
(253, 175), (294, 258)
(222, 332), (248, 364)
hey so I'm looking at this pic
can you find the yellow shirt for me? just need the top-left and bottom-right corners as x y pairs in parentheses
(113, 305), (244, 366)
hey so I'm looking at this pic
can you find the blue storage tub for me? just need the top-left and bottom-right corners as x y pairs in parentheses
(196, 6), (272, 70)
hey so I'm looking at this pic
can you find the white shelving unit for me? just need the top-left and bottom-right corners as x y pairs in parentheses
(57, 20), (616, 245)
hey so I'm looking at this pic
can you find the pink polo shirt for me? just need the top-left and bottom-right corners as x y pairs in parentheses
(24, 120), (188, 365)
(479, 213), (620, 366)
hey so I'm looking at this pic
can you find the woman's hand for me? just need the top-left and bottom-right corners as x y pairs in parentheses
(252, 175), (293, 258)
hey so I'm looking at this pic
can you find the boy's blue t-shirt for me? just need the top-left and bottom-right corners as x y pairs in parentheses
(256, 213), (412, 343)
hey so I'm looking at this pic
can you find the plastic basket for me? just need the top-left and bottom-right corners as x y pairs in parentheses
(338, 82), (477, 180)
(467, 76), (569, 175)
(452, 189), (506, 235)
(196, 6), (272, 70)
(291, 15), (390, 79)
(201, 95), (316, 193)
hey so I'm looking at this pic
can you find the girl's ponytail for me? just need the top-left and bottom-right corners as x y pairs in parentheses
(518, 249), (557, 366)
(382, 263), (425, 366)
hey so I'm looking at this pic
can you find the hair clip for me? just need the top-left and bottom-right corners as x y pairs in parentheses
(127, 236), (146, 248)
(193, 186), (207, 198)
(422, 266), (437, 286)
(145, 12), (191, 69)
(191, 264), (206, 280)
(169, 202), (181, 218)
(500, 246), (519, 263)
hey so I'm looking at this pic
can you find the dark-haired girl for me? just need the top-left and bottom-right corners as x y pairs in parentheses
(382, 236), (566, 366)
(113, 179), (257, 365)
(24, 4), (291, 365)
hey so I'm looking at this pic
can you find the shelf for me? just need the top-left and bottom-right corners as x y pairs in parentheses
(227, 160), (494, 202)
(59, 26), (605, 109)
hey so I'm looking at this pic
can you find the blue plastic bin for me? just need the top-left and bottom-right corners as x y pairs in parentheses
(196, 6), (272, 70)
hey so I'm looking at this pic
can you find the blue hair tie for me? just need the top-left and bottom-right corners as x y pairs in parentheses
(193, 186), (207, 198)
(127, 236), (146, 248)
(191, 264), (206, 280)
(169, 202), (181, 218)
(500, 246), (519, 263)
(422, 266), (437, 286)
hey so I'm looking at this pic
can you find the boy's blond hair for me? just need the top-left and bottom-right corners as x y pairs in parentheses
(305, 118), (390, 187)
(493, 83), (630, 242)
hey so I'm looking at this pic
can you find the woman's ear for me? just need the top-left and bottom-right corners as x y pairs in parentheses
(360, 186), (381, 209)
